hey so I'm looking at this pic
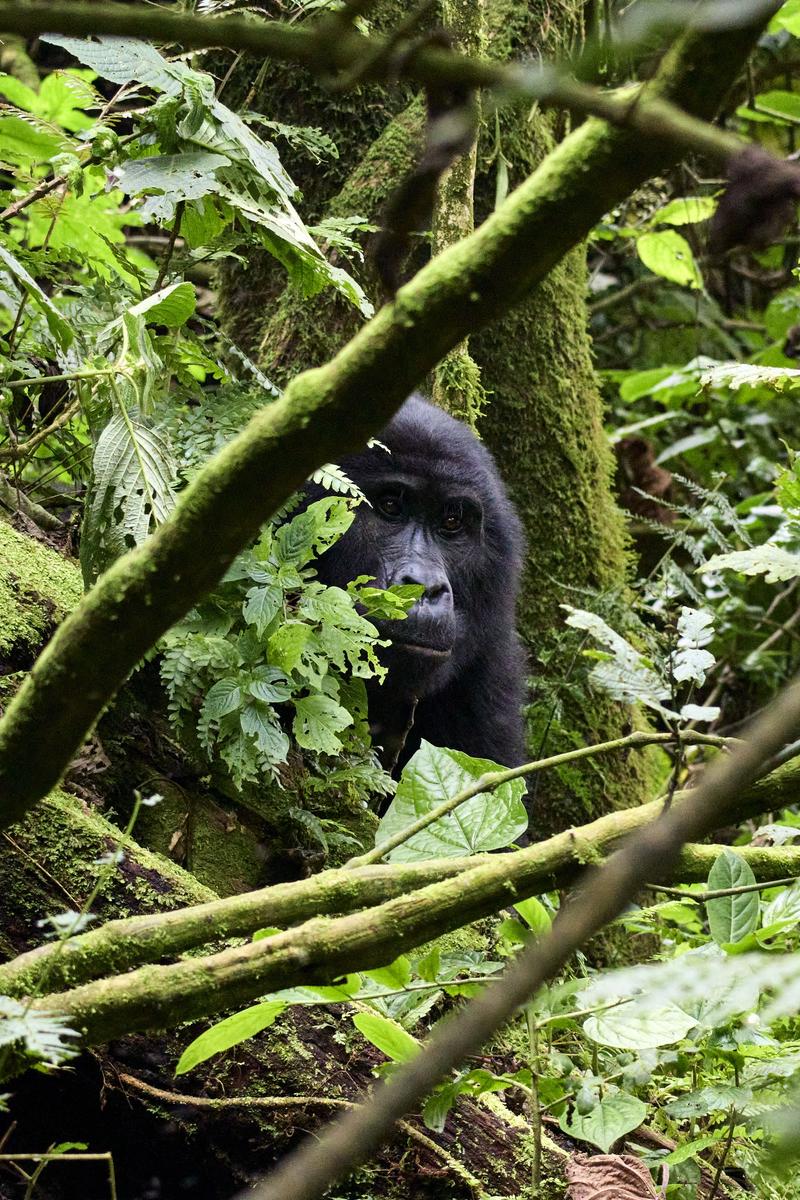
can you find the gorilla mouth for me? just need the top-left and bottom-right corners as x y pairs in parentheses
(388, 634), (453, 659)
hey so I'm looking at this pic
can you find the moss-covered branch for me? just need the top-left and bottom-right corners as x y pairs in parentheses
(10, 753), (794, 1045)
(0, 7), (769, 831)
(0, 0), (770, 169)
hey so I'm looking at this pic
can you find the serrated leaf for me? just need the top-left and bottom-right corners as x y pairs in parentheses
(671, 606), (715, 685)
(293, 693), (353, 755)
(706, 850), (760, 946)
(700, 362), (800, 391)
(637, 230), (702, 288)
(268, 622), (312, 674)
(352, 1013), (420, 1063)
(243, 584), (283, 636)
(560, 1091), (647, 1154)
(175, 1001), (286, 1074)
(80, 412), (178, 584)
(201, 678), (242, 720)
(561, 605), (670, 711)
(240, 702), (290, 762)
(704, 546), (800, 584)
(129, 281), (196, 327)
(377, 741), (528, 862)
(46, 35), (372, 314)
(248, 667), (293, 704)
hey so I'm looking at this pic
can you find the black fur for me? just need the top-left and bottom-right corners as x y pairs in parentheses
(313, 394), (527, 774)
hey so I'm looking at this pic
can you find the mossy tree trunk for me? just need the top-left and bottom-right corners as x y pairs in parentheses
(219, 0), (655, 832)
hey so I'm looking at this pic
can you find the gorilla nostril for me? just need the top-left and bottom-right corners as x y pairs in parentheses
(425, 580), (451, 605)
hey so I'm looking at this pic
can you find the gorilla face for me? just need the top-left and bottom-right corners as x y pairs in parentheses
(312, 395), (524, 708)
(337, 466), (490, 696)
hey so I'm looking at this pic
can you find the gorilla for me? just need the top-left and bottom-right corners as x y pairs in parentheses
(312, 394), (527, 775)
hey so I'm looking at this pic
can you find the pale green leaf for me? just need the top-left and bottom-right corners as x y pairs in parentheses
(175, 1001), (286, 1074)
(129, 281), (196, 327)
(636, 230), (702, 289)
(704, 546), (800, 584)
(352, 1013), (420, 1063)
(583, 1002), (696, 1049)
(652, 196), (717, 226)
(706, 851), (760, 946)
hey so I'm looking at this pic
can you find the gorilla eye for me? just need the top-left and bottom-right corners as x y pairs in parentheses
(377, 491), (404, 520)
(440, 503), (464, 534)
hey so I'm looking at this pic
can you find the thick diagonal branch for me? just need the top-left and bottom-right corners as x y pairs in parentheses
(0, 11), (769, 828)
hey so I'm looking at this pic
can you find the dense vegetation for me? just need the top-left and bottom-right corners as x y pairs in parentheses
(5, 2), (800, 1198)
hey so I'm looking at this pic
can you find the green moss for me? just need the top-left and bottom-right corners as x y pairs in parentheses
(0, 788), (215, 957)
(0, 519), (82, 666)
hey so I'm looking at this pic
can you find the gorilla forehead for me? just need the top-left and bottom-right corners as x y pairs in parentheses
(346, 395), (520, 532)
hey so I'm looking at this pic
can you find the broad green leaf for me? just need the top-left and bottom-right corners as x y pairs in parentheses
(761, 882), (800, 935)
(583, 1002), (696, 1049)
(772, 0), (800, 35)
(706, 851), (760, 946)
(0, 242), (73, 348)
(248, 667), (293, 704)
(663, 1134), (725, 1165)
(26, 185), (142, 281)
(377, 741), (528, 862)
(201, 678), (242, 719)
(0, 69), (98, 132)
(240, 702), (290, 762)
(737, 90), (800, 124)
(268, 622), (312, 673)
(764, 287), (800, 340)
(129, 281), (196, 327)
(513, 896), (552, 936)
(652, 196), (717, 226)
(80, 412), (177, 583)
(0, 113), (66, 165)
(560, 1091), (647, 1153)
(665, 1085), (751, 1119)
(293, 693), (353, 755)
(117, 152), (230, 223)
(175, 1001), (287, 1074)
(352, 1013), (420, 1063)
(618, 366), (681, 403)
(243, 585), (283, 636)
(364, 957), (412, 989)
(636, 230), (702, 289)
(704, 546), (800, 584)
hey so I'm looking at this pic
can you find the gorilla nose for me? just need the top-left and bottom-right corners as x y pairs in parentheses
(399, 569), (452, 609)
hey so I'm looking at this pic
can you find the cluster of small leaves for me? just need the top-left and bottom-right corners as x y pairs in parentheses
(0, 35), (369, 541)
(0, 996), (79, 1069)
(160, 494), (419, 792)
(561, 603), (719, 724)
